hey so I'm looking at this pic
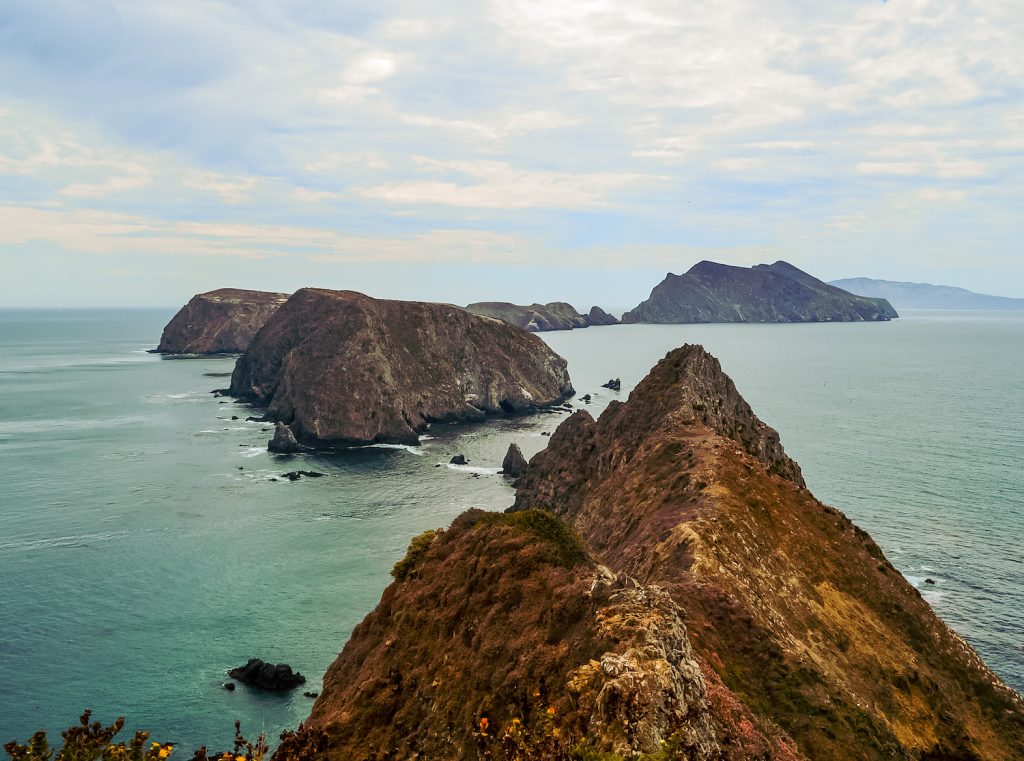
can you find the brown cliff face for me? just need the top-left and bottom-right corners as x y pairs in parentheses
(513, 345), (1024, 760)
(229, 288), (574, 448)
(305, 510), (752, 760)
(156, 288), (289, 354)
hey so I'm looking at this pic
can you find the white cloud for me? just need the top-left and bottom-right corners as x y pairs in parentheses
(183, 170), (257, 204)
(360, 158), (664, 208)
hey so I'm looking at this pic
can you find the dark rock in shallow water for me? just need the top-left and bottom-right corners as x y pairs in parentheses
(223, 682), (235, 691)
(500, 443), (528, 479)
(450, 454), (468, 465)
(925, 578), (936, 585)
(269, 422), (306, 454)
(282, 470), (326, 481)
(228, 658), (305, 691)
(601, 378), (621, 391)
(303, 691), (319, 699)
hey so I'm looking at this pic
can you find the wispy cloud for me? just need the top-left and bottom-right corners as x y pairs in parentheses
(1, 0), (1023, 304)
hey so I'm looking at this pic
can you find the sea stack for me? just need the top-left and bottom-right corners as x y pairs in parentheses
(229, 288), (574, 449)
(296, 345), (1024, 760)
(157, 288), (290, 354)
(622, 260), (898, 323)
(500, 442), (528, 479)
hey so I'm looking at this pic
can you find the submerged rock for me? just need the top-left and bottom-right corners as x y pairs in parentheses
(500, 443), (528, 479)
(156, 288), (289, 354)
(228, 659), (305, 691)
(230, 288), (574, 450)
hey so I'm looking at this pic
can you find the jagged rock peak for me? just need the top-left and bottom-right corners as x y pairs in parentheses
(628, 344), (804, 486)
(500, 442), (528, 478)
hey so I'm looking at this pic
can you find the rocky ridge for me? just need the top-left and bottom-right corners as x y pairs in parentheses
(294, 344), (1024, 760)
(156, 288), (289, 354)
(466, 302), (619, 331)
(229, 288), (574, 449)
(623, 261), (897, 323)
(512, 344), (1024, 759)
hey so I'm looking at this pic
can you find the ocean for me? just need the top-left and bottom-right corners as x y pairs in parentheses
(1, 308), (1021, 750)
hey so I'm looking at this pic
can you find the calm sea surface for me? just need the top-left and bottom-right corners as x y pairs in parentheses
(1, 309), (1021, 749)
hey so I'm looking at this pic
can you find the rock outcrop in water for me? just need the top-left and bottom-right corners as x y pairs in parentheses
(228, 658), (305, 691)
(229, 288), (574, 449)
(156, 288), (289, 354)
(622, 260), (898, 323)
(466, 301), (618, 331)
(500, 442), (528, 479)
(295, 345), (1024, 760)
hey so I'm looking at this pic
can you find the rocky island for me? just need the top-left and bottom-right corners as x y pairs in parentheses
(298, 345), (1024, 760)
(229, 288), (574, 449)
(623, 260), (898, 323)
(156, 288), (290, 354)
(466, 301), (619, 331)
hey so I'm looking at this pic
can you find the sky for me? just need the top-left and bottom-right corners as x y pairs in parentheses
(0, 0), (1022, 310)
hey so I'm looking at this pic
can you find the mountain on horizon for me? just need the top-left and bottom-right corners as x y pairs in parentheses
(830, 277), (1024, 310)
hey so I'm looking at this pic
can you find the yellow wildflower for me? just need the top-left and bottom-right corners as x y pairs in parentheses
(158, 748), (171, 759)
(546, 706), (555, 715)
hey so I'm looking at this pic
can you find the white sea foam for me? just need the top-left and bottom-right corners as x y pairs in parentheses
(0, 530), (131, 552)
(364, 443), (425, 456)
(447, 464), (501, 475)
(241, 446), (266, 458)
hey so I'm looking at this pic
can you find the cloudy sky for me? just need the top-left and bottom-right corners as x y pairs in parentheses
(1, 0), (1021, 309)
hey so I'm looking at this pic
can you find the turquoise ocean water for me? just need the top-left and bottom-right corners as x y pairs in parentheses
(1, 309), (1021, 749)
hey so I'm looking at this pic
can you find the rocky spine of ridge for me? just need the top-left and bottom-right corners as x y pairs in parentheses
(466, 301), (619, 331)
(229, 288), (574, 449)
(622, 260), (898, 324)
(156, 288), (290, 354)
(303, 510), (748, 760)
(512, 344), (1024, 759)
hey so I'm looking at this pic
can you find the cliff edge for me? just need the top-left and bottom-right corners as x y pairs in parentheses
(157, 288), (289, 354)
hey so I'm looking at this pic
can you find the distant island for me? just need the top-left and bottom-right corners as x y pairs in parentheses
(466, 302), (619, 331)
(830, 277), (1024, 310)
(156, 288), (289, 354)
(623, 260), (898, 323)
(229, 288), (574, 450)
